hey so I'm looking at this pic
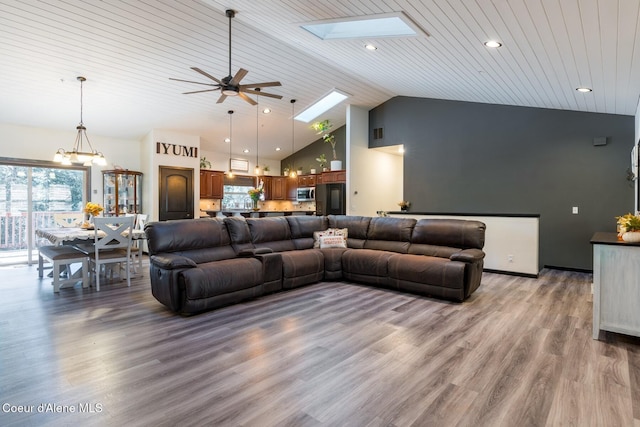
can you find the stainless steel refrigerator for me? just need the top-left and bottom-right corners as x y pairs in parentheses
(315, 183), (346, 216)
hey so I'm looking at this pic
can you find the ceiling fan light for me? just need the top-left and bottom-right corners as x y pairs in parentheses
(222, 88), (238, 96)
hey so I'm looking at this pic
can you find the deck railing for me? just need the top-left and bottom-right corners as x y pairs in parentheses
(0, 212), (74, 250)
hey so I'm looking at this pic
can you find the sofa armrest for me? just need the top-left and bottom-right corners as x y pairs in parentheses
(450, 248), (485, 263)
(150, 253), (197, 269)
(238, 247), (273, 257)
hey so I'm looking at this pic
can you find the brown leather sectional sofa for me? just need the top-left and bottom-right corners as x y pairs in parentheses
(144, 215), (486, 315)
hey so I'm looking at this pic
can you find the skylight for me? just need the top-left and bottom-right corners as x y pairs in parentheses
(294, 90), (350, 123)
(300, 12), (428, 40)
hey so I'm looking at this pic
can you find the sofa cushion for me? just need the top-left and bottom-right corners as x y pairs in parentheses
(145, 218), (236, 263)
(181, 257), (263, 299)
(328, 215), (371, 248)
(224, 217), (255, 253)
(388, 254), (466, 290)
(341, 248), (394, 284)
(410, 219), (486, 250)
(363, 217), (416, 254)
(321, 247), (347, 280)
(287, 216), (329, 250)
(280, 249), (324, 289)
(247, 217), (296, 252)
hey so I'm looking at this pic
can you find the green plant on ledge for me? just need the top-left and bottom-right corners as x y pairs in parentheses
(315, 153), (327, 169)
(200, 157), (211, 169)
(311, 120), (337, 160)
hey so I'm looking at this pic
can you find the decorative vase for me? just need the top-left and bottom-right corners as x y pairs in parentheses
(310, 168), (316, 174)
(251, 199), (259, 211)
(622, 231), (640, 243)
(330, 160), (342, 171)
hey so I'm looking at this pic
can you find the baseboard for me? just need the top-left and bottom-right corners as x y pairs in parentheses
(543, 265), (593, 274)
(483, 268), (538, 278)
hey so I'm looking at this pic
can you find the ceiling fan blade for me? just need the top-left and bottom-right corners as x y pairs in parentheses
(169, 78), (219, 87)
(240, 81), (281, 89)
(191, 67), (222, 84)
(238, 91), (258, 106)
(216, 94), (227, 104)
(229, 68), (248, 86)
(183, 88), (220, 95)
(243, 89), (282, 99)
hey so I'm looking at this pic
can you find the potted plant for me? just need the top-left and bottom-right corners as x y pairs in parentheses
(200, 157), (211, 169)
(311, 120), (341, 171)
(398, 201), (411, 212)
(616, 213), (640, 242)
(316, 154), (328, 171)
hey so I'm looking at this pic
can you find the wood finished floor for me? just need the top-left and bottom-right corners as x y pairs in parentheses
(1, 261), (640, 426)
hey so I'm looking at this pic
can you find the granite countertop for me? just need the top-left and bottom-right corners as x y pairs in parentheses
(202, 210), (315, 217)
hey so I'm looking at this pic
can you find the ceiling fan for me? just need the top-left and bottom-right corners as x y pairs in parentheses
(170, 9), (282, 106)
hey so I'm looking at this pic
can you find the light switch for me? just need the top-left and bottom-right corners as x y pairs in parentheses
(572, 207), (579, 214)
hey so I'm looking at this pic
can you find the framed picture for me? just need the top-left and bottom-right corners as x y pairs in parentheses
(230, 158), (249, 172)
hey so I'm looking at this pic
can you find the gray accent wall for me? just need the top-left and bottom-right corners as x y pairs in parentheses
(281, 126), (346, 175)
(370, 96), (635, 271)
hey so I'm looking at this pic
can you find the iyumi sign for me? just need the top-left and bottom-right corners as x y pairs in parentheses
(156, 142), (198, 158)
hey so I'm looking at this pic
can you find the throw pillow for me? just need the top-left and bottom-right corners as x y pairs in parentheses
(319, 235), (347, 248)
(313, 228), (348, 248)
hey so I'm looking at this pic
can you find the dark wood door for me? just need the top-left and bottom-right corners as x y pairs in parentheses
(159, 166), (193, 221)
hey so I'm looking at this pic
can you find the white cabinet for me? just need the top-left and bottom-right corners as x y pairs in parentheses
(592, 232), (640, 339)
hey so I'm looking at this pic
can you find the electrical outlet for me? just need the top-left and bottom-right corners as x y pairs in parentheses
(572, 206), (579, 214)
(508, 254), (514, 263)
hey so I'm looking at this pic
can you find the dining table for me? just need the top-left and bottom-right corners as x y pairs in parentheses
(36, 226), (146, 246)
(36, 226), (147, 284)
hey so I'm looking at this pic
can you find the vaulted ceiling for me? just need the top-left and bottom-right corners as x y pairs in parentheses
(1, 0), (639, 161)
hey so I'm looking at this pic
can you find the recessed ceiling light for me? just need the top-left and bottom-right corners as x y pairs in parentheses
(364, 44), (377, 51)
(262, 108), (271, 114)
(484, 40), (502, 48)
(576, 87), (593, 93)
(294, 89), (350, 123)
(224, 137), (231, 143)
(275, 147), (281, 151)
(243, 149), (250, 153)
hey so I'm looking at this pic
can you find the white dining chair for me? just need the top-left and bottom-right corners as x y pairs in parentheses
(53, 212), (84, 228)
(75, 216), (134, 291)
(131, 214), (147, 273)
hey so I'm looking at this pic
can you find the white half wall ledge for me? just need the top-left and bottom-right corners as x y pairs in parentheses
(386, 212), (540, 277)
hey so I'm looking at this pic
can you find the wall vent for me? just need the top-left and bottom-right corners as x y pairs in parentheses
(373, 127), (384, 140)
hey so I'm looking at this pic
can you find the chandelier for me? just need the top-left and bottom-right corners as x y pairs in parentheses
(53, 76), (107, 166)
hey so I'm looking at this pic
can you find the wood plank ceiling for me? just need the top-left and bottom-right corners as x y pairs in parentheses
(0, 0), (639, 160)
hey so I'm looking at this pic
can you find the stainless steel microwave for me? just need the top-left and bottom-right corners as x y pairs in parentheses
(296, 187), (315, 202)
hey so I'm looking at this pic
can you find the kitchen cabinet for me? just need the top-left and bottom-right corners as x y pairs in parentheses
(298, 174), (317, 187)
(286, 176), (297, 200)
(200, 170), (224, 199)
(103, 169), (142, 216)
(321, 170), (346, 184)
(265, 176), (287, 200)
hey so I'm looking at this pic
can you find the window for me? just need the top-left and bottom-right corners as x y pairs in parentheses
(0, 158), (90, 265)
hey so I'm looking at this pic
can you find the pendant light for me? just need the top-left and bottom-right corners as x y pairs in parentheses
(53, 76), (107, 166)
(254, 89), (261, 175)
(289, 99), (297, 178)
(226, 110), (234, 178)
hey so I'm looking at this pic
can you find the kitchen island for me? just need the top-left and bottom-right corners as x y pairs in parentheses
(202, 210), (315, 218)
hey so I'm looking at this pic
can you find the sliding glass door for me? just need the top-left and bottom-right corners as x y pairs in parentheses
(0, 159), (89, 265)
